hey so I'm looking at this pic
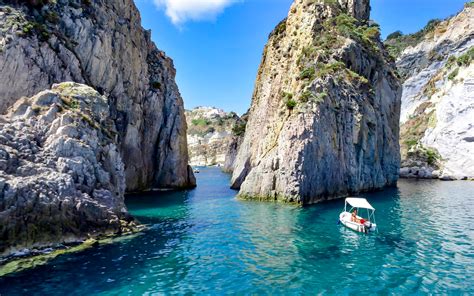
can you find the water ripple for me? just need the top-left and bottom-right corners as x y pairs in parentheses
(1, 171), (473, 295)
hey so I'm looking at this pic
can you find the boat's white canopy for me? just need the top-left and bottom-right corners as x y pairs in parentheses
(345, 198), (375, 210)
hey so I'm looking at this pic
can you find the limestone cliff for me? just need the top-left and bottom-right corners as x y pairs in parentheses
(185, 107), (244, 167)
(0, 0), (195, 191)
(0, 83), (137, 257)
(222, 111), (248, 173)
(231, 0), (401, 204)
(387, 4), (474, 180)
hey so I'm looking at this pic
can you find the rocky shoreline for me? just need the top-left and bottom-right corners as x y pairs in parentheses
(0, 0), (194, 259)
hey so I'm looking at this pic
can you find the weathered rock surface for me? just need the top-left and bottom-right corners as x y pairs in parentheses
(391, 5), (474, 180)
(185, 107), (244, 167)
(0, 0), (195, 191)
(231, 0), (401, 204)
(0, 83), (136, 257)
(222, 112), (248, 173)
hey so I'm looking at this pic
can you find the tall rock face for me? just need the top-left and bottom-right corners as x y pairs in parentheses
(185, 107), (244, 167)
(387, 5), (474, 180)
(231, 0), (401, 204)
(222, 111), (248, 173)
(0, 83), (137, 256)
(0, 0), (195, 191)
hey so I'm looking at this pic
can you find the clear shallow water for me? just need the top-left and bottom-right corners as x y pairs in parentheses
(1, 167), (473, 295)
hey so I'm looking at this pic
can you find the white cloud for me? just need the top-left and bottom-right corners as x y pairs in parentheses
(154, 0), (239, 25)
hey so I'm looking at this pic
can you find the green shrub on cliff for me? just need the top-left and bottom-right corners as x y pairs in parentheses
(456, 47), (474, 66)
(316, 61), (346, 78)
(425, 148), (441, 166)
(333, 13), (381, 51)
(232, 122), (247, 136)
(19, 21), (50, 41)
(384, 18), (443, 58)
(299, 67), (316, 80)
(286, 99), (297, 110)
(448, 68), (459, 81)
(300, 90), (314, 103)
(191, 118), (210, 126)
(386, 31), (403, 40)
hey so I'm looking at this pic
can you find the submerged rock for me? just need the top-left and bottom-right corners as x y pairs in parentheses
(0, 0), (195, 191)
(0, 83), (136, 257)
(230, 0), (401, 204)
(389, 5), (474, 180)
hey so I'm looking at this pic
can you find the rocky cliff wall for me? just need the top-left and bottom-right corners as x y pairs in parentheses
(390, 5), (474, 180)
(0, 83), (137, 257)
(230, 0), (401, 204)
(0, 0), (195, 191)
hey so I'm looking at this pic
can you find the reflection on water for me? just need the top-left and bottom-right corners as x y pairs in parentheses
(1, 168), (473, 294)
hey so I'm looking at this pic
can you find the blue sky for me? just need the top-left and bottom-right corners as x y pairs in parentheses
(136, 0), (468, 114)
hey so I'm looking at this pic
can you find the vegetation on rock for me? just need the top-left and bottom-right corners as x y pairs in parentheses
(384, 18), (443, 58)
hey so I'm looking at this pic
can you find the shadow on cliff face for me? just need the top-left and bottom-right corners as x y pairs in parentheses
(230, 159), (251, 189)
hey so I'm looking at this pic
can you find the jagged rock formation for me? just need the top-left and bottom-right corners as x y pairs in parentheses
(0, 83), (137, 257)
(185, 107), (244, 167)
(387, 4), (474, 180)
(230, 0), (401, 204)
(222, 112), (248, 173)
(0, 0), (195, 191)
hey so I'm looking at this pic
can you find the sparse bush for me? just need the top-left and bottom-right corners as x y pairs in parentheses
(300, 90), (314, 103)
(232, 122), (246, 136)
(425, 148), (441, 166)
(446, 55), (457, 68)
(286, 99), (297, 110)
(404, 139), (418, 149)
(386, 31), (403, 40)
(191, 118), (210, 126)
(384, 18), (443, 58)
(70, 99), (79, 109)
(363, 26), (381, 42)
(299, 67), (316, 80)
(448, 68), (459, 81)
(19, 21), (50, 41)
(315, 92), (327, 103)
(456, 47), (474, 67)
(346, 69), (369, 84)
(281, 91), (293, 100)
(316, 61), (346, 78)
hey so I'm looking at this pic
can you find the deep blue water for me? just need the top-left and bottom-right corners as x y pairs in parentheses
(1, 167), (473, 295)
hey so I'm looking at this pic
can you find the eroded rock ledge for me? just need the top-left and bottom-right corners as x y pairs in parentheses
(0, 83), (137, 257)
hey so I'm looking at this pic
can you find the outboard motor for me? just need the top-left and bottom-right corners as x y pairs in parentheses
(363, 221), (372, 233)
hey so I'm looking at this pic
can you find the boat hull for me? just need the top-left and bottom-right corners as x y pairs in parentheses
(339, 212), (376, 233)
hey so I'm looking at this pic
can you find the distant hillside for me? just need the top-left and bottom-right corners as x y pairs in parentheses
(185, 107), (245, 167)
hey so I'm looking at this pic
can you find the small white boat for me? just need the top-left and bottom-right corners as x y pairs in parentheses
(339, 197), (377, 233)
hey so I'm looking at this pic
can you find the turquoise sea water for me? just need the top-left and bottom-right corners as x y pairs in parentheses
(1, 167), (473, 294)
